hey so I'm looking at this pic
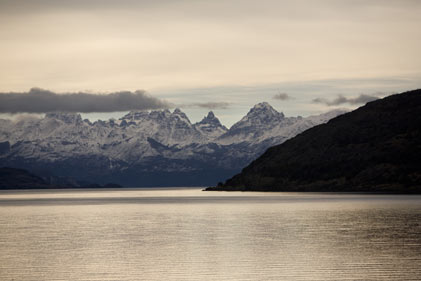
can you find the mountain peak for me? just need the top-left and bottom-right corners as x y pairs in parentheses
(172, 108), (190, 122)
(207, 111), (215, 119)
(1, 97), (347, 187)
(252, 102), (271, 109)
(196, 111), (225, 128)
(120, 111), (148, 120)
(243, 102), (284, 122)
(45, 112), (82, 124)
(194, 111), (227, 138)
(173, 108), (183, 114)
(217, 102), (287, 143)
(209, 89), (421, 193)
(200, 111), (218, 123)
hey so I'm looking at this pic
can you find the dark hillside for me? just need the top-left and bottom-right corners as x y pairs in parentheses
(0, 167), (51, 189)
(207, 89), (421, 193)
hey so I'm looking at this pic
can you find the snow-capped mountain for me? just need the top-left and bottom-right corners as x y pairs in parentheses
(218, 102), (300, 144)
(194, 111), (228, 140)
(118, 108), (206, 146)
(0, 103), (347, 186)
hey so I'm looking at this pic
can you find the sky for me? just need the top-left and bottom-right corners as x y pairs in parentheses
(0, 0), (420, 127)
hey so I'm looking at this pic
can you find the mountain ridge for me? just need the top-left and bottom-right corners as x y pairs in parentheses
(0, 103), (347, 187)
(206, 89), (421, 193)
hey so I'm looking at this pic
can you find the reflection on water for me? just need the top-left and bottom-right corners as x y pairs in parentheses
(0, 189), (420, 281)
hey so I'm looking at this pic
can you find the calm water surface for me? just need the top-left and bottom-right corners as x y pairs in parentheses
(0, 188), (420, 281)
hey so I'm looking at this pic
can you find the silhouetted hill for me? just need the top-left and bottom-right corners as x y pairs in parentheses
(0, 167), (51, 189)
(0, 167), (122, 189)
(207, 89), (421, 193)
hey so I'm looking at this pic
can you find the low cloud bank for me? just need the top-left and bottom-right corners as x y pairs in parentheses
(188, 102), (230, 109)
(0, 88), (171, 113)
(273, 92), (291, 100)
(313, 94), (379, 106)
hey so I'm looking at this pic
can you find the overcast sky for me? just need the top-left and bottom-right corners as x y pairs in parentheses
(0, 0), (420, 126)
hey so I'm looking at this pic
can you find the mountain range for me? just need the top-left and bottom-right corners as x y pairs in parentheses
(0, 102), (346, 187)
(207, 89), (421, 193)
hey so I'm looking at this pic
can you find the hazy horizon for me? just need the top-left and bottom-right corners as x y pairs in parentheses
(0, 0), (420, 125)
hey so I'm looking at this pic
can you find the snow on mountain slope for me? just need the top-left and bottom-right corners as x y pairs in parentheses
(194, 111), (228, 140)
(121, 110), (191, 146)
(256, 109), (348, 145)
(216, 102), (286, 144)
(0, 103), (347, 186)
(216, 103), (346, 145)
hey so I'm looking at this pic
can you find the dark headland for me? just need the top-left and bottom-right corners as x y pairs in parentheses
(206, 89), (421, 193)
(0, 167), (122, 189)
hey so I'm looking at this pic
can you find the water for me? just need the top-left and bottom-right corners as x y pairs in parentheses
(0, 188), (420, 281)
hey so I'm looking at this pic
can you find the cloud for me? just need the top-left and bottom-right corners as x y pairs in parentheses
(0, 88), (171, 113)
(273, 92), (291, 100)
(186, 102), (231, 110)
(312, 94), (379, 106)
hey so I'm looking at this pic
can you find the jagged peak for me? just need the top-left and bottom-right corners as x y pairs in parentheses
(119, 108), (192, 125)
(224, 102), (285, 132)
(246, 102), (284, 119)
(149, 109), (171, 118)
(121, 109), (170, 119)
(45, 112), (82, 124)
(207, 111), (215, 119)
(173, 108), (184, 115)
(202, 111), (217, 121)
(252, 102), (272, 109)
(172, 108), (190, 122)
(120, 110), (148, 120)
(197, 111), (222, 126)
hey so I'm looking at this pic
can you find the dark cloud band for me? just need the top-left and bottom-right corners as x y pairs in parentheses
(312, 94), (379, 106)
(0, 88), (171, 113)
(273, 93), (291, 100)
(188, 102), (230, 109)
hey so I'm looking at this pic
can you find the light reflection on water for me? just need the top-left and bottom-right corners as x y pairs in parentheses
(0, 189), (420, 281)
